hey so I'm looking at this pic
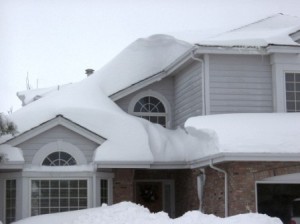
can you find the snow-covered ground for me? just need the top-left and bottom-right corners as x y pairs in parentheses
(11, 202), (282, 224)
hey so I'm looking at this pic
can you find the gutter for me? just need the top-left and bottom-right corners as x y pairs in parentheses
(209, 159), (228, 217)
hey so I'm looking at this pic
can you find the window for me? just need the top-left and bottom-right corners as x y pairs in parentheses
(133, 96), (166, 127)
(42, 151), (76, 166)
(6, 179), (16, 224)
(286, 73), (300, 112)
(31, 180), (88, 216)
(100, 179), (108, 205)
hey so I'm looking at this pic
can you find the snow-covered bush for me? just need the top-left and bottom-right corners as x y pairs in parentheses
(0, 113), (17, 136)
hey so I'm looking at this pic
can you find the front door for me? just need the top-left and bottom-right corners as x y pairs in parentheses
(135, 180), (174, 217)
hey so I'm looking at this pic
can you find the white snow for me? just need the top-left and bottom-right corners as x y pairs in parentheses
(0, 144), (24, 163)
(185, 113), (300, 154)
(88, 34), (192, 96)
(0, 35), (207, 167)
(12, 202), (282, 224)
(17, 84), (71, 106)
(199, 14), (300, 47)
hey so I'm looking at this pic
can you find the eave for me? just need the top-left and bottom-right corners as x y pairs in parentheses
(189, 152), (300, 168)
(110, 46), (197, 101)
(96, 152), (300, 169)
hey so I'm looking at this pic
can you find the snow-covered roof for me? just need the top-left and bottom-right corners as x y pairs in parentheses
(199, 14), (300, 47)
(0, 144), (24, 165)
(17, 84), (71, 106)
(92, 34), (192, 96)
(0, 35), (207, 168)
(185, 113), (300, 157)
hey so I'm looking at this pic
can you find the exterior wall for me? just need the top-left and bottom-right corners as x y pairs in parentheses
(173, 61), (202, 127)
(203, 161), (300, 217)
(115, 76), (175, 128)
(16, 125), (99, 164)
(113, 169), (199, 217)
(209, 54), (273, 114)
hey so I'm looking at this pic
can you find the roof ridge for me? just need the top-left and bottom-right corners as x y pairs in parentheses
(205, 13), (287, 40)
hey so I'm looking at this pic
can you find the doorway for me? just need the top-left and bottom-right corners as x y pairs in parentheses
(135, 180), (174, 217)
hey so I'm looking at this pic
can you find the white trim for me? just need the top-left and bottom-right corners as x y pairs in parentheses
(32, 140), (87, 165)
(204, 54), (210, 115)
(128, 90), (172, 128)
(6, 116), (106, 146)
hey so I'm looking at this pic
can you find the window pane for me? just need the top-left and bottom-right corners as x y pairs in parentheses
(6, 180), (16, 224)
(42, 152), (77, 166)
(133, 96), (167, 126)
(286, 83), (295, 91)
(296, 73), (300, 82)
(31, 180), (88, 216)
(286, 92), (295, 100)
(286, 73), (295, 82)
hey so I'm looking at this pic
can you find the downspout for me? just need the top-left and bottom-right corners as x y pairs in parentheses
(209, 159), (228, 217)
(191, 50), (206, 115)
(197, 168), (206, 212)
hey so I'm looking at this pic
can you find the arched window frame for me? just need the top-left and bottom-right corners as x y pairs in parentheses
(32, 140), (87, 166)
(128, 90), (171, 128)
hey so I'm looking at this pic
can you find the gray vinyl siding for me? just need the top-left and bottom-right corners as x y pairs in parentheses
(173, 62), (202, 127)
(115, 76), (175, 127)
(17, 125), (99, 164)
(209, 55), (273, 114)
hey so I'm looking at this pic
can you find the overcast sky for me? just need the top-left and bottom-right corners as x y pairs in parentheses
(1, 0), (300, 113)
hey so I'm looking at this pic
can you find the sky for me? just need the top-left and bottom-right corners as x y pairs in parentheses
(1, 0), (300, 113)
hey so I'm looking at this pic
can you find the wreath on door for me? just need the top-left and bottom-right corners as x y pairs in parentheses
(140, 185), (158, 203)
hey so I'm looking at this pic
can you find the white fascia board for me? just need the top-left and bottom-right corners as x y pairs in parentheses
(6, 115), (105, 146)
(266, 45), (300, 53)
(0, 164), (24, 170)
(110, 47), (196, 102)
(96, 161), (151, 169)
(195, 45), (268, 55)
(110, 71), (167, 101)
(189, 152), (300, 168)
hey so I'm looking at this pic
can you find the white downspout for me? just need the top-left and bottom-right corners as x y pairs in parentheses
(191, 50), (207, 115)
(209, 159), (228, 217)
(197, 168), (206, 212)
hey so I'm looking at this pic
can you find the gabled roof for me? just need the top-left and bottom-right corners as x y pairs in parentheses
(199, 14), (300, 48)
(4, 115), (106, 146)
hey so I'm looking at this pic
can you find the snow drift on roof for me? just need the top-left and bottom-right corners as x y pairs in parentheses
(185, 113), (300, 154)
(199, 14), (300, 47)
(1, 35), (208, 166)
(17, 84), (71, 106)
(91, 34), (192, 96)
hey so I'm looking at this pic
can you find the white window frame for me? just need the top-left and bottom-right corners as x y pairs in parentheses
(128, 90), (171, 128)
(30, 178), (89, 216)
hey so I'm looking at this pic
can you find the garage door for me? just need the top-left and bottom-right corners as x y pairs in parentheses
(256, 173), (300, 224)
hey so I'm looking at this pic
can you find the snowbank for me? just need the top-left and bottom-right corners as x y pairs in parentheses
(12, 202), (282, 224)
(185, 113), (300, 154)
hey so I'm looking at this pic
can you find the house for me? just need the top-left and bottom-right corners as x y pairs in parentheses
(1, 13), (300, 224)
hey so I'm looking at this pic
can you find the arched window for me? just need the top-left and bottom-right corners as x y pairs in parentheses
(133, 96), (166, 127)
(42, 151), (77, 166)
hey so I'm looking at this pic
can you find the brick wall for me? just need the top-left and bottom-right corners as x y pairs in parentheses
(113, 169), (135, 203)
(113, 169), (200, 217)
(203, 162), (300, 217)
